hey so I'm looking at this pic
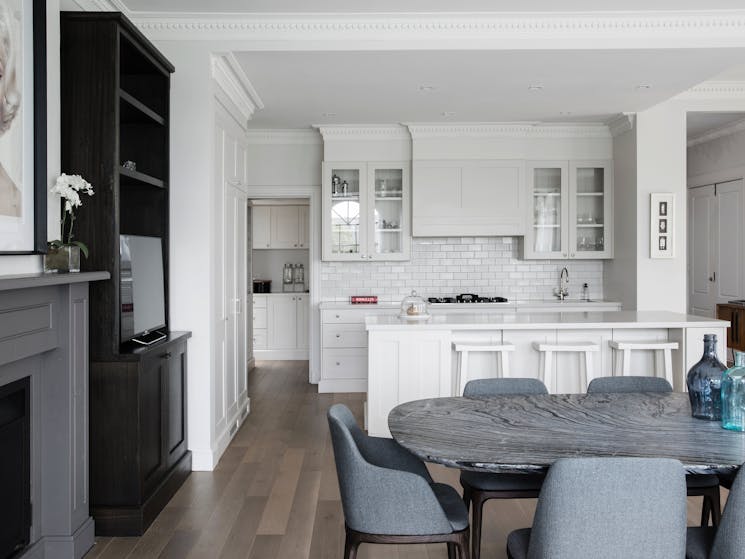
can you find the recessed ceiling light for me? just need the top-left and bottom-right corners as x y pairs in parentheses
(528, 84), (544, 91)
(322, 112), (337, 117)
(418, 85), (437, 93)
(441, 111), (456, 117)
(635, 84), (652, 90)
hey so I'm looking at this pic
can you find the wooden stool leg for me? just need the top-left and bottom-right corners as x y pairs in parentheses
(663, 348), (674, 386)
(622, 348), (631, 376)
(545, 351), (554, 394)
(455, 352), (462, 397)
(501, 351), (511, 378)
(538, 352), (546, 387)
(459, 351), (470, 396)
(612, 349), (618, 376)
(582, 351), (593, 391)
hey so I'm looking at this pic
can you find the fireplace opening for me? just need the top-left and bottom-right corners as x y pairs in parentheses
(0, 377), (30, 559)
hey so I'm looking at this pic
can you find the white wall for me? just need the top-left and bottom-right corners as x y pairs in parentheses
(245, 140), (322, 186)
(0, 0), (61, 275)
(604, 125), (638, 309)
(156, 42), (216, 470)
(688, 126), (745, 184)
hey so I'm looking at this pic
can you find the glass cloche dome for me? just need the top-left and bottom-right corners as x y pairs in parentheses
(399, 290), (430, 320)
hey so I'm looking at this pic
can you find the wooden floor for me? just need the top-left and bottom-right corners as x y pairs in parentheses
(86, 360), (720, 559)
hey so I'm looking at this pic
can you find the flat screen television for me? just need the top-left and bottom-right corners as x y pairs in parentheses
(120, 234), (167, 345)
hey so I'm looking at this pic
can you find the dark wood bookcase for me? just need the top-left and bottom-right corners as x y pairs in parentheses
(61, 12), (191, 536)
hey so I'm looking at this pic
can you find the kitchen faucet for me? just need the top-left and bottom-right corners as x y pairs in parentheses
(554, 267), (569, 300)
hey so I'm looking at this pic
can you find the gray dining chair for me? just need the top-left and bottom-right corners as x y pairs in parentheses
(506, 457), (687, 559)
(327, 404), (470, 559)
(461, 378), (547, 559)
(587, 375), (673, 393)
(686, 466), (745, 559)
(586, 375), (721, 527)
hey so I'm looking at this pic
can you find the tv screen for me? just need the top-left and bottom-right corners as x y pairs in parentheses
(120, 235), (166, 343)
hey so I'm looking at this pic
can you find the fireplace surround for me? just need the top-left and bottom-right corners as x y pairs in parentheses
(0, 272), (107, 559)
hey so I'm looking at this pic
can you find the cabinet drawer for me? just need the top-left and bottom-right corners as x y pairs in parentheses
(253, 329), (267, 350)
(322, 308), (393, 324)
(323, 325), (368, 348)
(253, 295), (267, 309)
(253, 308), (267, 329)
(322, 349), (367, 380)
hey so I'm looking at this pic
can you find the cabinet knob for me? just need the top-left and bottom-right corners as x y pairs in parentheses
(336, 334), (341, 338)
(292, 297), (296, 301)
(161, 352), (172, 360)
(335, 314), (340, 319)
(266, 244), (270, 248)
(562, 253), (567, 257)
(570, 253), (575, 258)
(299, 244), (304, 247)
(336, 361), (340, 366)
(294, 244), (298, 247)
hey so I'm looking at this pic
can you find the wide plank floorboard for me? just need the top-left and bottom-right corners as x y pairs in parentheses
(87, 359), (722, 559)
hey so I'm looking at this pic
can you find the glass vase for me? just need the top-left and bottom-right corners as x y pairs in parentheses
(722, 350), (745, 431)
(686, 334), (727, 420)
(43, 245), (81, 273)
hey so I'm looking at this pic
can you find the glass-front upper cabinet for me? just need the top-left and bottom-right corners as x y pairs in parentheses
(322, 161), (410, 261)
(523, 160), (612, 260)
(569, 161), (612, 259)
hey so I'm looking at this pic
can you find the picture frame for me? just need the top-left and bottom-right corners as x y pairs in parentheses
(0, 0), (46, 254)
(650, 193), (674, 259)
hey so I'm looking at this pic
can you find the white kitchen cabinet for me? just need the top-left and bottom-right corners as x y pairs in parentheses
(523, 160), (613, 259)
(412, 159), (526, 237)
(252, 205), (308, 250)
(253, 294), (308, 359)
(322, 161), (411, 261)
(252, 206), (271, 249)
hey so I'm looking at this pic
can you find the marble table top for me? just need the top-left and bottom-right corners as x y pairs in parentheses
(388, 393), (745, 475)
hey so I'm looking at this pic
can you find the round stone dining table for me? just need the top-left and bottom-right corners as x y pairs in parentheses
(388, 392), (745, 475)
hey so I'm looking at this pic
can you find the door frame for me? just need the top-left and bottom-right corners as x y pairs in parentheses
(245, 186), (321, 384)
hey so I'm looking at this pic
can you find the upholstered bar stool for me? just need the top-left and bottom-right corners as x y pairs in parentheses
(452, 342), (515, 396)
(609, 340), (679, 386)
(532, 341), (599, 393)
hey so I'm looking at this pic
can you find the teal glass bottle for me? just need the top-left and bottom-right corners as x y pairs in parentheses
(722, 350), (745, 431)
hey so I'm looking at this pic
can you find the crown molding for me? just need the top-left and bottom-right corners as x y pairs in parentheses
(211, 54), (264, 125)
(606, 113), (636, 137)
(125, 11), (745, 47)
(677, 80), (745, 100)
(244, 129), (321, 145)
(315, 125), (411, 141)
(406, 122), (611, 139)
(687, 116), (745, 147)
(71, 0), (128, 11)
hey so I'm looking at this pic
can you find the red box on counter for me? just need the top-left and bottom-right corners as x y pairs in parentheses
(350, 295), (378, 304)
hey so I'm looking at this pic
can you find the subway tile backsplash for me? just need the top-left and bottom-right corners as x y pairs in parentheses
(320, 237), (604, 302)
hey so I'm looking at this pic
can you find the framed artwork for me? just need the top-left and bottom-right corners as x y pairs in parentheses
(0, 0), (46, 254)
(650, 193), (674, 259)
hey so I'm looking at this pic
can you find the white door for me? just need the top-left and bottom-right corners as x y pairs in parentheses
(224, 186), (238, 424)
(688, 181), (745, 317)
(689, 185), (716, 316)
(233, 189), (248, 403)
(296, 294), (308, 350)
(252, 206), (271, 249)
(270, 206), (300, 248)
(268, 295), (297, 349)
(213, 124), (227, 433)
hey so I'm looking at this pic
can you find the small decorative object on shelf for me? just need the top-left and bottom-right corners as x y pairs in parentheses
(686, 334), (727, 420)
(350, 295), (378, 304)
(341, 180), (348, 196)
(331, 174), (340, 196)
(399, 290), (430, 320)
(721, 350), (745, 431)
(122, 160), (136, 171)
(44, 174), (94, 273)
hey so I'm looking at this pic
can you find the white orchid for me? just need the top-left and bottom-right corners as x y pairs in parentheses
(49, 174), (94, 257)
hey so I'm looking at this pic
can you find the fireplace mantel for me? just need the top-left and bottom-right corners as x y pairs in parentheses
(0, 271), (108, 559)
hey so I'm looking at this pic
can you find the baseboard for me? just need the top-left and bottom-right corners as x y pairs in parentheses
(318, 379), (367, 393)
(39, 516), (95, 559)
(192, 400), (250, 472)
(254, 349), (309, 360)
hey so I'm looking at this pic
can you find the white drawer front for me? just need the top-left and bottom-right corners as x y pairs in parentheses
(253, 307), (267, 329)
(253, 329), (267, 349)
(253, 295), (267, 308)
(323, 325), (368, 348)
(322, 349), (367, 380)
(321, 308), (393, 324)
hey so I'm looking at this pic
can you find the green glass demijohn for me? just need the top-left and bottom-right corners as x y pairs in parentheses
(686, 334), (727, 420)
(722, 350), (745, 431)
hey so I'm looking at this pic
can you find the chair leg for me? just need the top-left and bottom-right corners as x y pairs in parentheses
(471, 493), (487, 559)
(462, 483), (472, 510)
(701, 496), (711, 527)
(459, 528), (471, 559)
(344, 530), (360, 559)
(447, 542), (457, 559)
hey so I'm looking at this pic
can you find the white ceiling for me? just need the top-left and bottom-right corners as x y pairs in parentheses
(687, 112), (745, 138)
(121, 0), (745, 13)
(234, 49), (745, 128)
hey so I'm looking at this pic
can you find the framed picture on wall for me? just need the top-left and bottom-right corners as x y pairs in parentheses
(0, 0), (46, 254)
(650, 193), (674, 259)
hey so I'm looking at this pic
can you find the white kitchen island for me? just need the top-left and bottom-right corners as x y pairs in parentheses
(365, 311), (729, 437)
